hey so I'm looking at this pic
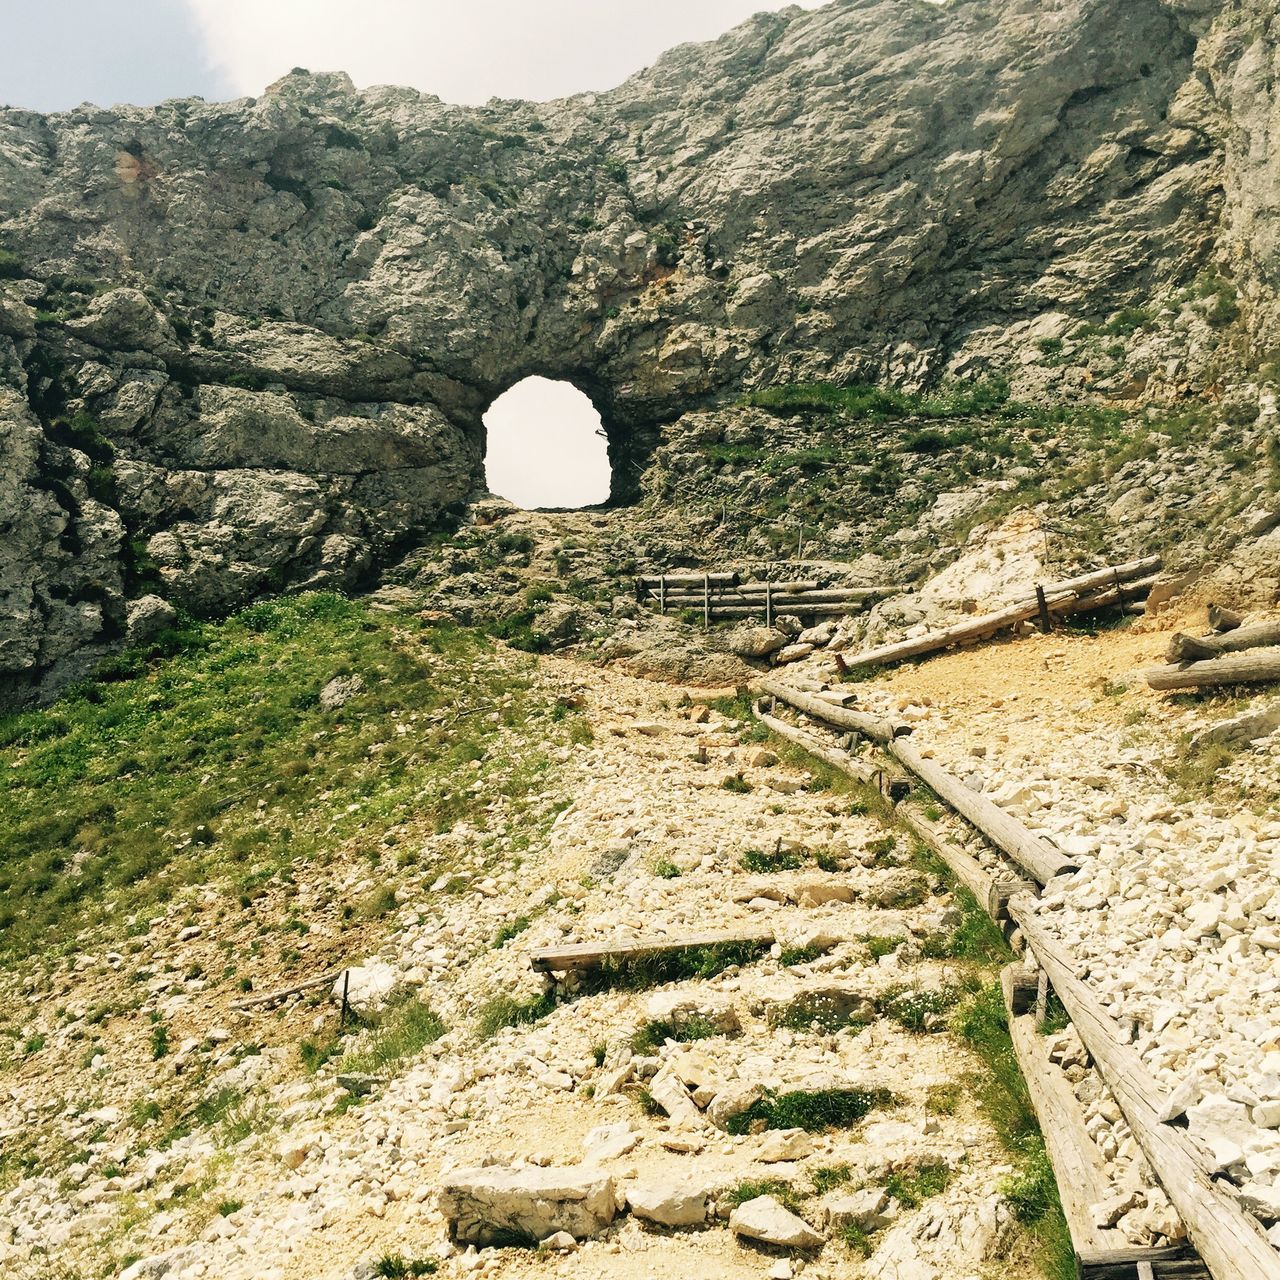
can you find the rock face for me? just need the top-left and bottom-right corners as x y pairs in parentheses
(0, 0), (1273, 698)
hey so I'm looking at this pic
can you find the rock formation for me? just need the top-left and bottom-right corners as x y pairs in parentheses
(0, 0), (1273, 699)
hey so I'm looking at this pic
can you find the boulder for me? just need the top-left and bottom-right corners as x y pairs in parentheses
(625, 1178), (709, 1227)
(649, 1067), (707, 1130)
(65, 287), (176, 352)
(729, 1195), (824, 1248)
(727, 626), (788, 659)
(645, 989), (740, 1035)
(582, 1122), (640, 1164)
(333, 961), (403, 1016)
(439, 1166), (617, 1244)
(320, 674), (366, 711)
(824, 1186), (898, 1232)
(773, 643), (814, 665)
(758, 1128), (812, 1163)
(125, 595), (178, 646)
(706, 1080), (765, 1129)
(795, 877), (856, 907)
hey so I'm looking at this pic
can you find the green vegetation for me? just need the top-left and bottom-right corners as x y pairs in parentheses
(862, 934), (905, 961)
(742, 378), (1011, 420)
(493, 917), (531, 948)
(740, 846), (803, 873)
(1165, 734), (1238, 797)
(340, 999), (446, 1076)
(0, 594), (561, 962)
(727, 1177), (804, 1215)
(809, 1164), (853, 1194)
(652, 859), (683, 879)
(374, 1255), (438, 1278)
(726, 1087), (895, 1134)
(884, 1160), (952, 1207)
(630, 1015), (719, 1055)
(582, 939), (769, 994)
(476, 992), (558, 1038)
(150, 1023), (170, 1060)
(919, 886), (1011, 966)
(778, 945), (822, 967)
(954, 983), (1074, 1280)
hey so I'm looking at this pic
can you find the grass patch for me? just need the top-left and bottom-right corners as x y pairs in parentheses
(577, 940), (769, 995)
(884, 1160), (952, 1208)
(652, 859), (682, 879)
(954, 983), (1074, 1280)
(630, 1015), (719, 1055)
(809, 1164), (853, 1194)
(726, 1087), (894, 1135)
(919, 887), (1011, 966)
(726, 1177), (804, 1215)
(0, 594), (559, 963)
(862, 934), (904, 961)
(374, 1255), (438, 1278)
(742, 378), (1010, 420)
(1164, 735), (1238, 797)
(493, 917), (531, 948)
(340, 998), (446, 1075)
(778, 945), (821, 967)
(740, 847), (803, 873)
(476, 992), (558, 1038)
(879, 984), (960, 1033)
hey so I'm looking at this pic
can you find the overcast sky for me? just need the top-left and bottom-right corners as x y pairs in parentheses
(0, 0), (825, 507)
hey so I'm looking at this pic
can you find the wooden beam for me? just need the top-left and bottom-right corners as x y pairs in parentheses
(755, 676), (903, 744)
(1008, 899), (1280, 1280)
(529, 927), (774, 974)
(888, 738), (1076, 884)
(1209, 605), (1244, 633)
(1145, 647), (1280, 692)
(230, 969), (342, 1011)
(839, 557), (1161, 670)
(754, 700), (885, 788)
(1165, 622), (1280, 664)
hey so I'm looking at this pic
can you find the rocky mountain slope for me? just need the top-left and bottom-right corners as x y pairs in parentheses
(2, 0), (1280, 701)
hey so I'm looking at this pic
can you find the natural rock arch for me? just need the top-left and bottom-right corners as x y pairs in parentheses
(483, 377), (612, 510)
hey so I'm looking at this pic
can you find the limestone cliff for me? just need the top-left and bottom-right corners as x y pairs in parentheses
(0, 0), (1271, 699)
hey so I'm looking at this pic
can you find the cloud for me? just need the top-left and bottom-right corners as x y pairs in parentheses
(181, 0), (826, 105)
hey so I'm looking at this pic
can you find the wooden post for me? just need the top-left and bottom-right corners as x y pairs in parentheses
(1035, 585), (1052, 634)
(659, 575), (666, 615)
(703, 573), (710, 630)
(765, 580), (773, 630)
(340, 969), (350, 1027)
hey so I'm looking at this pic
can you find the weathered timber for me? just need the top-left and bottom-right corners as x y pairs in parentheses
(1001, 968), (1208, 1278)
(1076, 1249), (1208, 1280)
(888, 738), (1076, 884)
(1002, 966), (1116, 1256)
(529, 927), (774, 974)
(1145, 647), (1280, 691)
(230, 970), (342, 1011)
(897, 803), (1034, 919)
(700, 603), (873, 619)
(1050, 575), (1161, 618)
(1165, 621), (1280, 664)
(636, 572), (739, 589)
(1209, 604), (1244, 633)
(843, 557), (1161, 670)
(755, 676), (903, 743)
(1008, 899), (1280, 1280)
(754, 701), (908, 799)
(652, 588), (895, 605)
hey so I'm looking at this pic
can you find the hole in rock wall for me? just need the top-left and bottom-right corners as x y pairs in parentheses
(483, 377), (613, 509)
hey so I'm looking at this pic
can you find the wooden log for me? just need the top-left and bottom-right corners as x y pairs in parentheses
(888, 739), (1077, 884)
(1000, 969), (1208, 1277)
(747, 701), (911, 798)
(1165, 621), (1280, 664)
(842, 557), (1161, 670)
(529, 927), (774, 974)
(636, 572), (739, 588)
(1209, 604), (1244, 633)
(1145, 647), (1280, 691)
(898, 802), (1034, 919)
(653, 589), (889, 606)
(709, 603), (870, 619)
(1008, 899), (1280, 1280)
(756, 676), (903, 743)
(1051, 575), (1161, 618)
(1002, 965), (1116, 1256)
(846, 590), (1078, 668)
(230, 969), (342, 1011)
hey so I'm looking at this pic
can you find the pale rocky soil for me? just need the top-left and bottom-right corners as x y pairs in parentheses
(1, 655), (1035, 1280)
(783, 591), (1280, 1246)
